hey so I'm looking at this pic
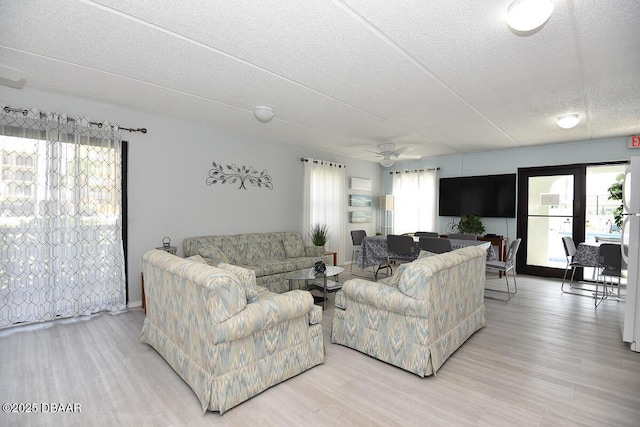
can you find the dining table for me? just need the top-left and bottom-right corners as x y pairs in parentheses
(356, 236), (497, 270)
(573, 241), (604, 267)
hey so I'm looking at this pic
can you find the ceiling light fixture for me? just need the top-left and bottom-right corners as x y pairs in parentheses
(506, 0), (553, 32)
(380, 156), (395, 168)
(0, 64), (26, 89)
(557, 113), (580, 129)
(254, 105), (274, 123)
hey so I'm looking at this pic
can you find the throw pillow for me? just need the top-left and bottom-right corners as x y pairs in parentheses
(417, 250), (437, 259)
(186, 254), (208, 264)
(198, 245), (229, 266)
(218, 263), (260, 302)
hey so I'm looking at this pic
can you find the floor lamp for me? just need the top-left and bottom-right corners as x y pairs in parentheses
(379, 195), (394, 236)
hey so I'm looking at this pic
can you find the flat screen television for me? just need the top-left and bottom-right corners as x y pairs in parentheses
(439, 174), (516, 218)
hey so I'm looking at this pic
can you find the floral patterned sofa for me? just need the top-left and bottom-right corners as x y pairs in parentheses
(140, 249), (324, 413)
(331, 246), (487, 377)
(183, 231), (332, 293)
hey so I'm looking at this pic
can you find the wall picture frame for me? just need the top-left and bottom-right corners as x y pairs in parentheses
(349, 194), (372, 207)
(350, 177), (372, 192)
(350, 211), (372, 223)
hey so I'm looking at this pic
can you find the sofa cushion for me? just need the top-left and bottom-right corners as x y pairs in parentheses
(218, 263), (262, 302)
(245, 260), (296, 277)
(268, 234), (287, 259)
(204, 274), (248, 324)
(221, 238), (244, 265)
(245, 234), (270, 264)
(282, 233), (304, 258)
(198, 245), (229, 265)
(398, 262), (433, 300)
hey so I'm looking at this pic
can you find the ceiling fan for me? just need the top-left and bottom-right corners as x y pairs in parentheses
(371, 143), (422, 167)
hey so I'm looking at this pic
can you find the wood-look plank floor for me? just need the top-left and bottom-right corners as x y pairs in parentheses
(1, 270), (640, 426)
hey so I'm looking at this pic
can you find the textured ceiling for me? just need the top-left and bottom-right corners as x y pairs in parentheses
(1, 0), (639, 163)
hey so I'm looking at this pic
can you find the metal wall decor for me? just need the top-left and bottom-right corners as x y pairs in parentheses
(206, 161), (273, 190)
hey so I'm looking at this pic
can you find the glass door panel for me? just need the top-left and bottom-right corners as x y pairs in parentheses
(525, 175), (574, 269)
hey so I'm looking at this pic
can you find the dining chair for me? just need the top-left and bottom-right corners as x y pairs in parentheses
(350, 230), (367, 273)
(561, 236), (595, 295)
(414, 231), (439, 238)
(485, 238), (521, 301)
(418, 236), (452, 254)
(594, 243), (622, 307)
(378, 234), (418, 279)
(448, 233), (477, 240)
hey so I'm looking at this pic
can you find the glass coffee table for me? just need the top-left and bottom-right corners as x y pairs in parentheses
(284, 266), (344, 310)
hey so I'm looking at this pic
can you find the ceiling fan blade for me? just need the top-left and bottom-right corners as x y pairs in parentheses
(394, 146), (412, 155)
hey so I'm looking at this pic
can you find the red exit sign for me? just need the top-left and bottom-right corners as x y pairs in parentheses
(630, 135), (640, 148)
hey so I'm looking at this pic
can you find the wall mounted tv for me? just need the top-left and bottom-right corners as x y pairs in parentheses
(439, 173), (516, 218)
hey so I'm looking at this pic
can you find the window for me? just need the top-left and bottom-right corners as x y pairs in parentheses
(392, 169), (437, 235)
(302, 159), (346, 265)
(0, 109), (126, 327)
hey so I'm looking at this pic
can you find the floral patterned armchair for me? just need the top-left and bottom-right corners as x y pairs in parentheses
(141, 249), (324, 413)
(331, 246), (487, 376)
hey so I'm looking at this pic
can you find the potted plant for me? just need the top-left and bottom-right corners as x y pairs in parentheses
(310, 223), (330, 247)
(607, 174), (624, 230)
(457, 214), (485, 235)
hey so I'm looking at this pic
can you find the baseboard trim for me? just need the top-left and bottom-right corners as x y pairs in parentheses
(128, 300), (142, 309)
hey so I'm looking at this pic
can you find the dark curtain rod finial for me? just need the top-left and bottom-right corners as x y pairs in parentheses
(120, 127), (147, 133)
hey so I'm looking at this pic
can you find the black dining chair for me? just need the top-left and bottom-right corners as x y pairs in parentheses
(594, 243), (622, 307)
(414, 231), (439, 238)
(418, 237), (452, 254)
(377, 235), (418, 279)
(350, 230), (367, 273)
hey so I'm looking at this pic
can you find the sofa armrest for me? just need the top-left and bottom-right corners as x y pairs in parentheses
(304, 245), (325, 257)
(340, 279), (426, 317)
(213, 290), (316, 344)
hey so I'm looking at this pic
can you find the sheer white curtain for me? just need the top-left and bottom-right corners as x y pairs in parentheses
(392, 169), (437, 235)
(303, 159), (346, 265)
(0, 107), (126, 328)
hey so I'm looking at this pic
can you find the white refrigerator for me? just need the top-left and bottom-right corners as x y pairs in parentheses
(621, 156), (640, 351)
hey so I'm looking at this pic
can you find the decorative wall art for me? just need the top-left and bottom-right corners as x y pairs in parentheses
(206, 161), (273, 190)
(350, 211), (372, 223)
(350, 177), (372, 192)
(349, 194), (372, 207)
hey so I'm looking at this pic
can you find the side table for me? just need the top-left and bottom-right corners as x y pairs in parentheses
(284, 266), (345, 310)
(325, 251), (337, 266)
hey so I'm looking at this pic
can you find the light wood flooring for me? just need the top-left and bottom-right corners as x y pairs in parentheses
(1, 270), (640, 426)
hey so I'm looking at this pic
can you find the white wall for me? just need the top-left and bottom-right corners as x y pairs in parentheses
(1, 86), (382, 307)
(383, 138), (638, 243)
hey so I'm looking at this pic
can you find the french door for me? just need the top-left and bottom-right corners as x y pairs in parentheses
(517, 165), (585, 278)
(517, 163), (626, 278)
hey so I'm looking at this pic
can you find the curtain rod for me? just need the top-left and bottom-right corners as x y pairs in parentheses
(3, 105), (147, 133)
(300, 157), (346, 168)
(390, 167), (440, 174)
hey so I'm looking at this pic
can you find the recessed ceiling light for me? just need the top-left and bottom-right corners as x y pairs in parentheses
(557, 113), (580, 129)
(506, 0), (553, 32)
